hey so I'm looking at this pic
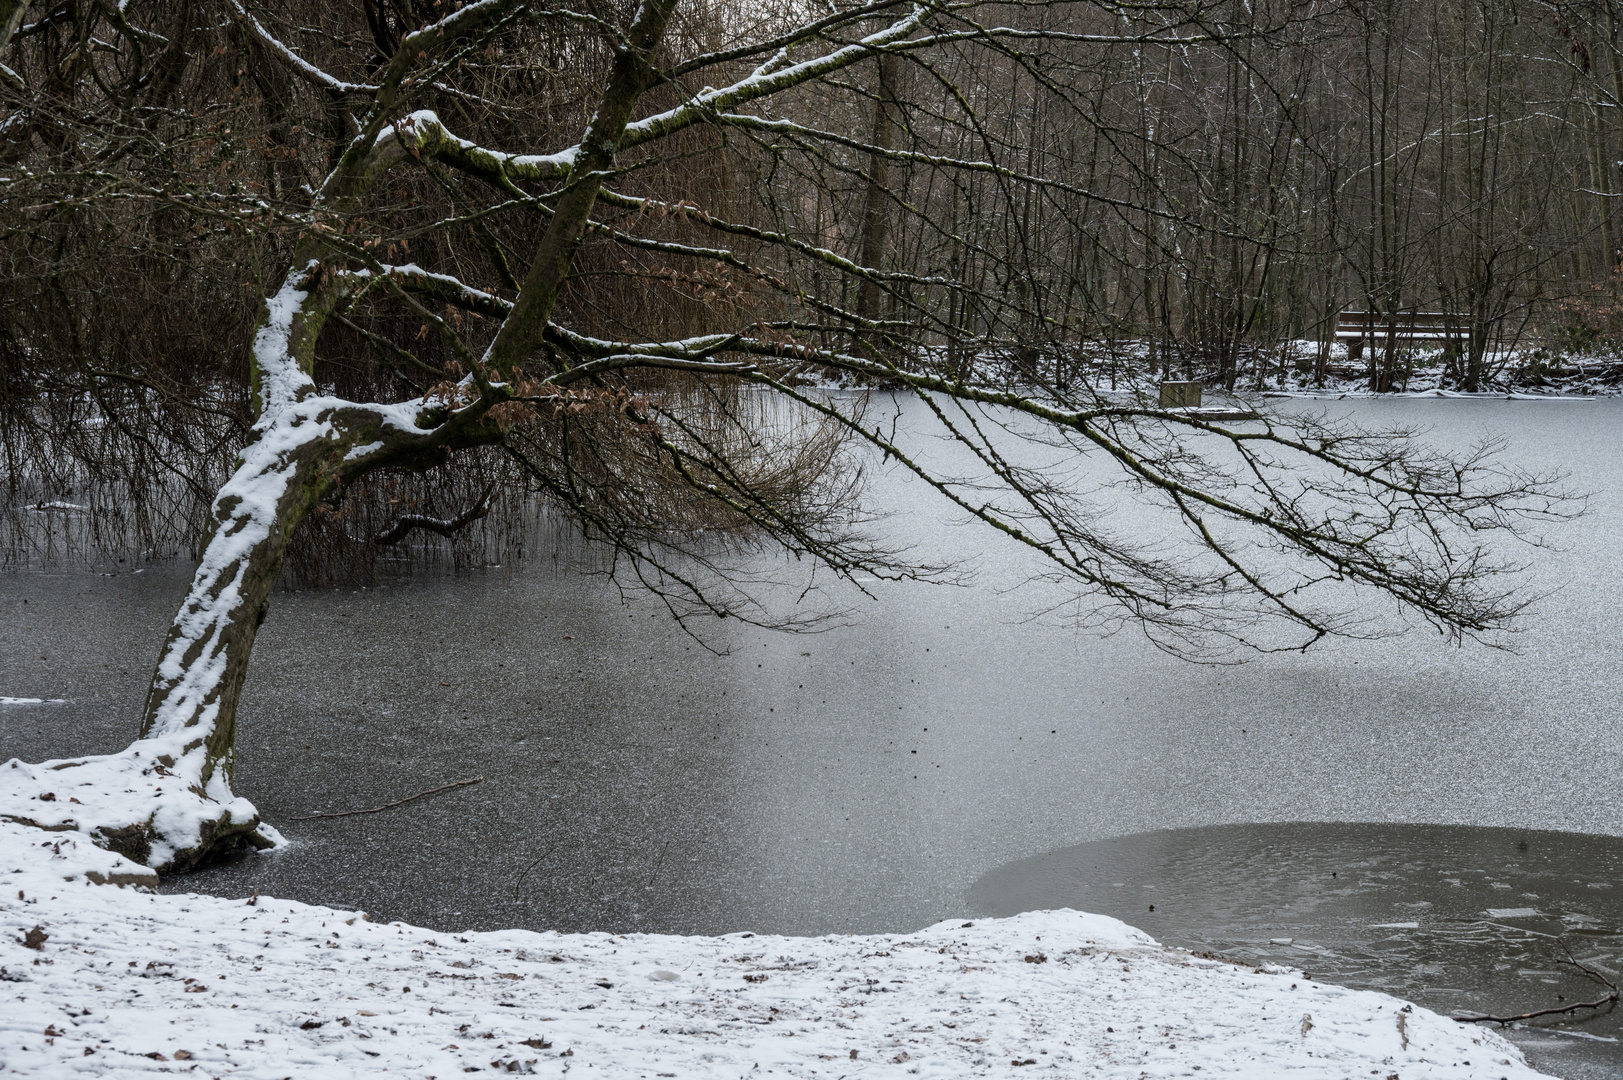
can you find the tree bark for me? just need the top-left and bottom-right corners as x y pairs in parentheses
(854, 51), (903, 358)
(483, 0), (678, 376)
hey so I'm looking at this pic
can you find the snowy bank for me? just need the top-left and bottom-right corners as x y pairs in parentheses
(0, 822), (1547, 1079)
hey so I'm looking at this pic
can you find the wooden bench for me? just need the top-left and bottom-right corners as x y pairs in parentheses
(1336, 311), (1463, 362)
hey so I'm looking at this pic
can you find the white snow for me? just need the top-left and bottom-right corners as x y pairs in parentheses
(227, 0), (377, 95)
(0, 739), (266, 875)
(110, 242), (492, 865)
(250, 263), (318, 417)
(378, 111), (578, 179)
(0, 821), (1548, 1078)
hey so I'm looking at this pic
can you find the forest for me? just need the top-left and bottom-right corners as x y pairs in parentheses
(6, 0), (1622, 397)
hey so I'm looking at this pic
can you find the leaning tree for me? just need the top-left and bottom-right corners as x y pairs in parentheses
(0, 0), (1563, 874)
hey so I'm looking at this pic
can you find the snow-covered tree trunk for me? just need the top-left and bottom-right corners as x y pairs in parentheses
(0, 0), (681, 879)
(113, 264), (419, 867)
(1, 261), (446, 874)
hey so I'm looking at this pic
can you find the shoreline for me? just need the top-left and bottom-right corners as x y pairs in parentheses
(1, 819), (1547, 1078)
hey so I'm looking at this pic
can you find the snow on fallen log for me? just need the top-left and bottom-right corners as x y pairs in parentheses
(0, 824), (1548, 1078)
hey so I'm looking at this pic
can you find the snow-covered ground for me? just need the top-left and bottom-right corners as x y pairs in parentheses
(832, 339), (1623, 400)
(0, 819), (1546, 1078)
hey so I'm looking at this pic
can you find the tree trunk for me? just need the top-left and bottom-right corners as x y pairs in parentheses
(854, 51), (903, 358)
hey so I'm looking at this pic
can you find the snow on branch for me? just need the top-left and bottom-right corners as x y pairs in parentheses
(371, 110), (578, 191)
(619, 7), (926, 151)
(336, 262), (515, 318)
(250, 262), (321, 419)
(372, 490), (493, 545)
(228, 0), (378, 94)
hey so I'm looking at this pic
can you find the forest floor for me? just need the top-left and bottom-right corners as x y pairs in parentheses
(1253, 348), (1623, 398)
(0, 817), (1547, 1079)
(866, 342), (1623, 400)
(1152, 345), (1623, 399)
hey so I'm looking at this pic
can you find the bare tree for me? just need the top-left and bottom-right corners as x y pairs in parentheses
(0, 0), (1566, 873)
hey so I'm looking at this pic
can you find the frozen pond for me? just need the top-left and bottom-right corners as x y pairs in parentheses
(4, 395), (1623, 1075)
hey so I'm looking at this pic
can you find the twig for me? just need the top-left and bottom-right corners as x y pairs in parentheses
(647, 839), (673, 888)
(512, 842), (560, 904)
(372, 485), (495, 545)
(1455, 942), (1620, 1026)
(294, 777), (483, 820)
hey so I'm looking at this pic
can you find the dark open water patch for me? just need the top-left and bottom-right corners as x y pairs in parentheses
(968, 823), (1623, 1079)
